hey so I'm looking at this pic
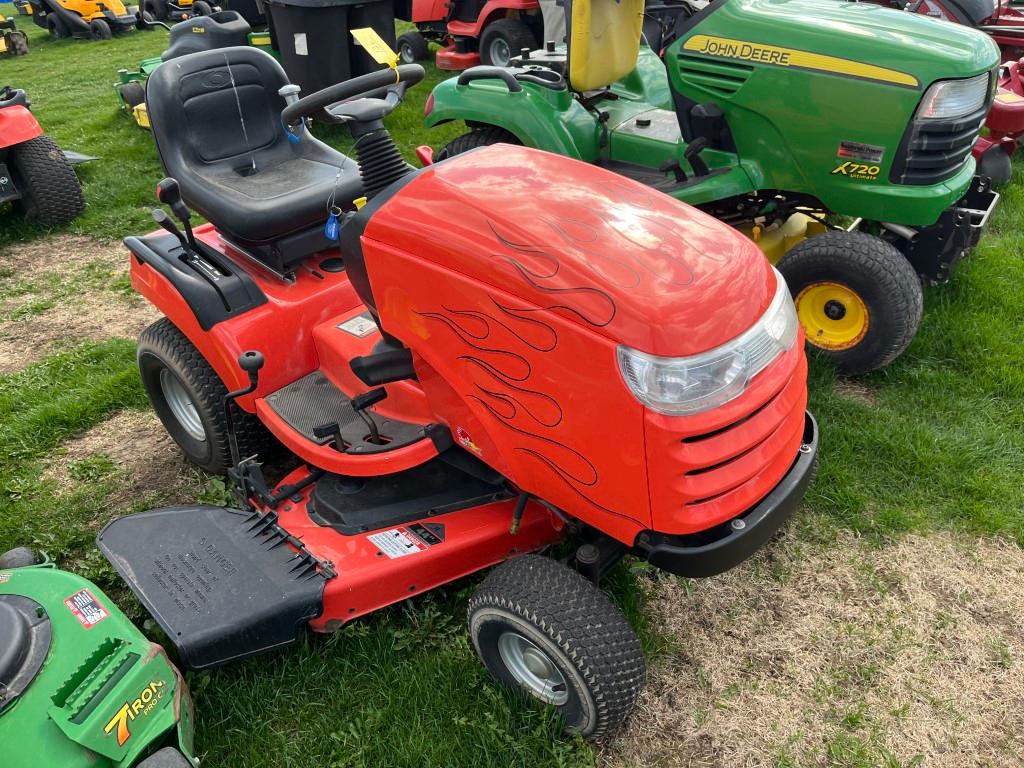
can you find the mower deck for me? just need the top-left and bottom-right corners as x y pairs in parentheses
(98, 466), (564, 669)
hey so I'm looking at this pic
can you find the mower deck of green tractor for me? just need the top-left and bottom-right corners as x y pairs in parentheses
(97, 505), (328, 670)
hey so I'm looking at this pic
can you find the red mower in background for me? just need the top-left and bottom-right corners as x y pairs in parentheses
(394, 0), (542, 68)
(96, 47), (818, 736)
(867, 0), (1024, 183)
(0, 86), (86, 226)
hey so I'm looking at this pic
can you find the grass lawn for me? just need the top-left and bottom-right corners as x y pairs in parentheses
(1, 7), (1023, 767)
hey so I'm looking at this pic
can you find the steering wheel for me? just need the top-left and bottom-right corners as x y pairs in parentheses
(281, 64), (425, 131)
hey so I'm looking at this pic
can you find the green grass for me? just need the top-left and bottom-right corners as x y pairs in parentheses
(0, 6), (462, 247)
(1, 9), (1024, 766)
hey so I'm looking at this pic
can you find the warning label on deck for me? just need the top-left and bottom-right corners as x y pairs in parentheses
(65, 588), (110, 628)
(367, 528), (429, 559)
(338, 313), (378, 338)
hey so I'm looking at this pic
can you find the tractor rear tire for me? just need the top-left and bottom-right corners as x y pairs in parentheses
(0, 547), (39, 569)
(89, 18), (111, 39)
(6, 31), (29, 55)
(46, 13), (69, 39)
(978, 145), (1013, 187)
(118, 80), (146, 110)
(137, 318), (277, 475)
(468, 554), (645, 738)
(479, 19), (536, 67)
(144, 0), (167, 20)
(9, 135), (85, 226)
(437, 126), (521, 161)
(191, 0), (213, 15)
(778, 230), (923, 375)
(397, 30), (429, 63)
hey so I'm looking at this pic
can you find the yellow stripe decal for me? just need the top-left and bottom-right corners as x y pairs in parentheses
(683, 35), (919, 88)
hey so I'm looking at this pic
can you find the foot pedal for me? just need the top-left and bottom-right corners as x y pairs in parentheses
(265, 371), (428, 453)
(97, 505), (329, 669)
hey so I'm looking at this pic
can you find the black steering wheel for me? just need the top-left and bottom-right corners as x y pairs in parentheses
(282, 64), (425, 131)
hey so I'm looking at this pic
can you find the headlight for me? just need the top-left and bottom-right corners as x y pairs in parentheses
(917, 73), (990, 120)
(617, 268), (798, 415)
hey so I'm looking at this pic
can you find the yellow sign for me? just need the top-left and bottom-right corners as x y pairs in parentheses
(683, 35), (919, 88)
(351, 27), (399, 69)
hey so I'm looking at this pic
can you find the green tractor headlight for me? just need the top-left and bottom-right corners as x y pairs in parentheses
(917, 73), (991, 120)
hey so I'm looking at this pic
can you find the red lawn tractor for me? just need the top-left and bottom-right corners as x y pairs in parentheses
(900, 0), (1024, 55)
(97, 48), (818, 735)
(395, 0), (543, 69)
(0, 86), (85, 226)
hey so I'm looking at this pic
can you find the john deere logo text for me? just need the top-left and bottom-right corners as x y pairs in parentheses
(683, 35), (919, 88)
(831, 161), (881, 181)
(103, 681), (165, 746)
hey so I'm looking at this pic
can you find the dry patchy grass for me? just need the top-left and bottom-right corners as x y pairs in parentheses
(605, 532), (1024, 768)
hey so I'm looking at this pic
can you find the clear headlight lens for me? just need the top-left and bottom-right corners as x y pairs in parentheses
(617, 268), (798, 415)
(917, 73), (990, 120)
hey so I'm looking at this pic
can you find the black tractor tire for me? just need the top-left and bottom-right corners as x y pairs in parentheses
(144, 0), (167, 20)
(397, 30), (429, 63)
(978, 145), (1013, 187)
(9, 135), (85, 226)
(46, 12), (69, 39)
(479, 18), (537, 67)
(778, 230), (923, 375)
(437, 126), (521, 161)
(137, 318), (277, 475)
(118, 80), (146, 110)
(468, 554), (645, 738)
(89, 18), (112, 39)
(0, 547), (39, 569)
(191, 0), (212, 15)
(6, 31), (29, 55)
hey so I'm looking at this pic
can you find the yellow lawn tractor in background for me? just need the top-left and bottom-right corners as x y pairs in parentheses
(25, 0), (139, 39)
(0, 14), (29, 54)
(141, 0), (217, 22)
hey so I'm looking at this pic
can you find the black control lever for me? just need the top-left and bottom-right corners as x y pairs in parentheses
(156, 177), (197, 251)
(684, 137), (711, 178)
(313, 422), (345, 451)
(224, 351), (264, 469)
(352, 388), (388, 445)
(658, 158), (687, 184)
(151, 209), (190, 251)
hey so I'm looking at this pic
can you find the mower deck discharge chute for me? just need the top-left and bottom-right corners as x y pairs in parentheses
(426, 0), (1001, 374)
(97, 44), (818, 735)
(0, 550), (196, 768)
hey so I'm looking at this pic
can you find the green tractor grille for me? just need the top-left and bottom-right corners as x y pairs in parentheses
(891, 103), (989, 186)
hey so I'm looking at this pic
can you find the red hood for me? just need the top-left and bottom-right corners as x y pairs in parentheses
(364, 144), (775, 357)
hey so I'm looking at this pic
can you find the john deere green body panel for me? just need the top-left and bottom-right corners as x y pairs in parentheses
(426, 0), (1000, 225)
(0, 565), (195, 768)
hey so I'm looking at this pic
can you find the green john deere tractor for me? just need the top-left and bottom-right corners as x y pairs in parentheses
(425, 0), (1001, 373)
(0, 548), (196, 768)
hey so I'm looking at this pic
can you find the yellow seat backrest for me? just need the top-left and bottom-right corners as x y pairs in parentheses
(567, 0), (644, 92)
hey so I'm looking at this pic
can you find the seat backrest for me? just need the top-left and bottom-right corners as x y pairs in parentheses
(147, 47), (293, 202)
(565, 0), (644, 91)
(161, 11), (252, 62)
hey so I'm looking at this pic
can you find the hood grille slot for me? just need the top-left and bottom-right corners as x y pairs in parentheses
(675, 54), (753, 96)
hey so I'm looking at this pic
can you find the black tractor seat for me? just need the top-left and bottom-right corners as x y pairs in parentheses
(146, 47), (363, 272)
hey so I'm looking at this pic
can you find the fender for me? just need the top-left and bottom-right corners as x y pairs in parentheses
(0, 105), (42, 150)
(426, 74), (601, 161)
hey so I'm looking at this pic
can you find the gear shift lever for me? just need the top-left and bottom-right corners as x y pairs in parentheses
(156, 177), (197, 251)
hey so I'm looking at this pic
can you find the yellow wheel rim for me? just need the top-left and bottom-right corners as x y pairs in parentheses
(795, 282), (870, 351)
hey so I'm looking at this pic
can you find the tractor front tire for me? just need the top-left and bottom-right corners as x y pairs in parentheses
(479, 19), (536, 67)
(978, 145), (1013, 187)
(191, 1), (213, 15)
(778, 231), (923, 375)
(437, 126), (521, 161)
(143, 0), (167, 20)
(89, 18), (112, 39)
(137, 318), (276, 475)
(468, 554), (645, 738)
(397, 30), (429, 63)
(46, 13), (69, 39)
(9, 135), (85, 226)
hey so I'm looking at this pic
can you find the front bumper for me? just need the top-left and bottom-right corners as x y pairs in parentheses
(633, 411), (818, 578)
(894, 175), (999, 284)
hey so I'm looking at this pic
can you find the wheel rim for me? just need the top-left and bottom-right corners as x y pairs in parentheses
(795, 281), (870, 351)
(400, 41), (414, 63)
(159, 368), (206, 442)
(489, 37), (511, 67)
(497, 631), (569, 705)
